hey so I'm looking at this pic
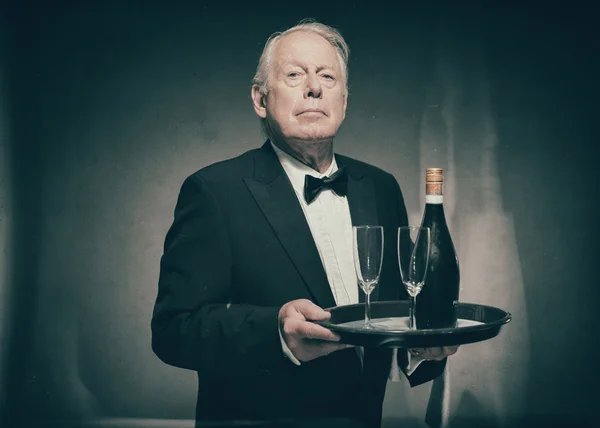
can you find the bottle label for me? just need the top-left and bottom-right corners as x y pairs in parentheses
(425, 195), (444, 204)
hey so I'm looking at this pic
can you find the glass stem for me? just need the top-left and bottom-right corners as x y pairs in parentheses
(365, 291), (372, 327)
(409, 295), (416, 329)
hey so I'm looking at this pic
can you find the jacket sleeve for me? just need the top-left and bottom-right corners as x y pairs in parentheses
(151, 174), (288, 375)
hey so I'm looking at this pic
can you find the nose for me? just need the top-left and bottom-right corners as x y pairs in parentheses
(304, 72), (322, 99)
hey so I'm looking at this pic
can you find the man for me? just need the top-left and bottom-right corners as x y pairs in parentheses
(151, 19), (457, 428)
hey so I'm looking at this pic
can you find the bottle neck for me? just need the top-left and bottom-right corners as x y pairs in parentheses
(423, 194), (448, 225)
(425, 194), (444, 204)
(425, 179), (443, 204)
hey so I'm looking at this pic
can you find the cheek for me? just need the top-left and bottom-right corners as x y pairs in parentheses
(271, 95), (296, 120)
(291, 99), (299, 112)
(334, 100), (347, 121)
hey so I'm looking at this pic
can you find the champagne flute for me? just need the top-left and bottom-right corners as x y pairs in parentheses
(397, 226), (430, 329)
(352, 225), (384, 329)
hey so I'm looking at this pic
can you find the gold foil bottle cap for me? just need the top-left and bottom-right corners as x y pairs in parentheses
(426, 168), (443, 183)
(426, 168), (443, 195)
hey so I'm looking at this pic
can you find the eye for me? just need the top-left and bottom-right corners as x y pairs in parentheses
(322, 74), (335, 80)
(288, 72), (299, 78)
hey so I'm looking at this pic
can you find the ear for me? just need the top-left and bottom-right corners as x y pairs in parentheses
(251, 84), (267, 119)
(342, 93), (348, 120)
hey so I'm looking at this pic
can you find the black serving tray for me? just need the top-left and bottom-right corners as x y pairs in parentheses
(316, 301), (511, 348)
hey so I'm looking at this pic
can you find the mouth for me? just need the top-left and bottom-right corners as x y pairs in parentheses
(298, 108), (327, 116)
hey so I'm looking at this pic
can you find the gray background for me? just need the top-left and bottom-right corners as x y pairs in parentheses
(1, 1), (598, 427)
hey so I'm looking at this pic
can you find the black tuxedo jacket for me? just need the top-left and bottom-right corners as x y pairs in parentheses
(151, 142), (445, 428)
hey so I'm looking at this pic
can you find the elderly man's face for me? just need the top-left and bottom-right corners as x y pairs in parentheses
(253, 31), (347, 144)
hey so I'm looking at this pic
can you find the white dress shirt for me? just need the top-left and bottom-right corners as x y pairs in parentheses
(272, 143), (357, 308)
(271, 143), (423, 379)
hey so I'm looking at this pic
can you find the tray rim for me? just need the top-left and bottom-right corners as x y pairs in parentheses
(317, 300), (512, 336)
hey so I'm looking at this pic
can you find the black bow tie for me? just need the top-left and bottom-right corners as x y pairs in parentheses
(303, 166), (348, 204)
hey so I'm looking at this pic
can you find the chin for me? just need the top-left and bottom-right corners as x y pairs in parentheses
(294, 126), (337, 142)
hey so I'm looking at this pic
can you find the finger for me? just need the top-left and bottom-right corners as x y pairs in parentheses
(294, 300), (331, 321)
(427, 346), (457, 361)
(442, 346), (459, 357)
(315, 342), (354, 354)
(424, 347), (444, 359)
(408, 348), (423, 357)
(298, 321), (341, 341)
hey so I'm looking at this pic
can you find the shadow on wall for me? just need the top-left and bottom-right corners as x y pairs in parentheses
(2, 4), (44, 427)
(412, 8), (529, 426)
(0, 15), (12, 424)
(487, 8), (597, 424)
(3, 3), (108, 427)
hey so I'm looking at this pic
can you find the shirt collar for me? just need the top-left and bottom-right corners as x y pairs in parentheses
(270, 141), (338, 196)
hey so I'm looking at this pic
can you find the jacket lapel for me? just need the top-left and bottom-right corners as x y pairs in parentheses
(339, 157), (381, 303)
(243, 142), (336, 309)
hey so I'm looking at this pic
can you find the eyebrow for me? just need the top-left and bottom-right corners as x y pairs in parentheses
(281, 62), (337, 72)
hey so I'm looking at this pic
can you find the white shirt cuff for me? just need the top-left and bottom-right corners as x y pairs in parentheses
(406, 349), (425, 376)
(279, 325), (301, 366)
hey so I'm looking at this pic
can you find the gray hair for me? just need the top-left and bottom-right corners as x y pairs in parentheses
(252, 19), (350, 97)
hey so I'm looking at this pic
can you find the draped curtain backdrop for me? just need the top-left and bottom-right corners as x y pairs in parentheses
(2, 2), (597, 427)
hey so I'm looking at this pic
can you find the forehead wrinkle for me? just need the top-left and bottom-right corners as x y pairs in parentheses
(279, 60), (338, 71)
(276, 32), (338, 60)
(268, 31), (347, 89)
(276, 47), (341, 73)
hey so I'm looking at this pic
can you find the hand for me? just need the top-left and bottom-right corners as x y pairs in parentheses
(408, 345), (459, 361)
(279, 299), (353, 363)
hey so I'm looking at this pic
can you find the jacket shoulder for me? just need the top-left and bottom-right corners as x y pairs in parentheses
(187, 147), (260, 184)
(336, 154), (397, 183)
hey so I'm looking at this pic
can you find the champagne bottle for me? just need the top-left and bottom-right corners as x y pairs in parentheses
(416, 168), (460, 329)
